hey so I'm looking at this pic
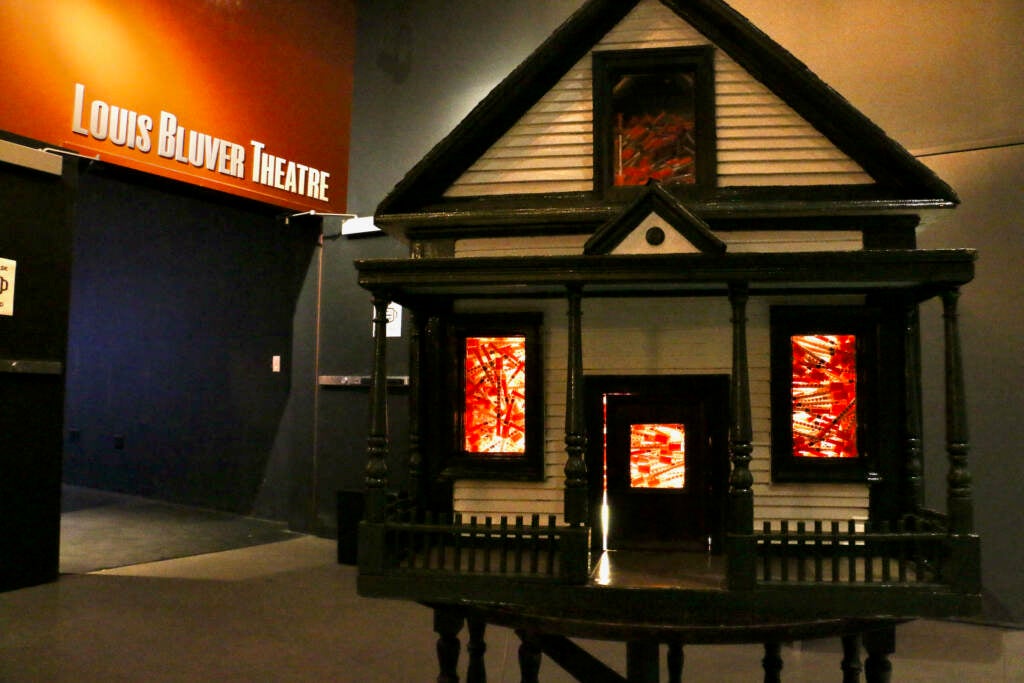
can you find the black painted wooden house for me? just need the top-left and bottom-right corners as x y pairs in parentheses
(353, 1), (981, 680)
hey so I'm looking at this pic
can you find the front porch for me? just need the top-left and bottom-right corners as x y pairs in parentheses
(354, 249), (981, 680)
(358, 539), (976, 682)
(358, 510), (980, 619)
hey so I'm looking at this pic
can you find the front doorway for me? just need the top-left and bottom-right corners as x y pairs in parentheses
(585, 375), (729, 553)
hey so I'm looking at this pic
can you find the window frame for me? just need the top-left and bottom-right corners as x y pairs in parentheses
(443, 313), (544, 481)
(769, 306), (879, 483)
(592, 45), (717, 200)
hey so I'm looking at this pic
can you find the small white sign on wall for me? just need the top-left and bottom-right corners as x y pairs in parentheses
(371, 302), (403, 338)
(0, 257), (15, 316)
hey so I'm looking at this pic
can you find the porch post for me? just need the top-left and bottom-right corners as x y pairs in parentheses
(942, 289), (973, 535)
(563, 284), (588, 527)
(728, 283), (754, 530)
(407, 307), (423, 509)
(365, 294), (391, 523)
(902, 302), (924, 513)
(727, 283), (756, 589)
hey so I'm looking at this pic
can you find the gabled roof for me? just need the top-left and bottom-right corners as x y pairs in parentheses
(585, 181), (726, 255)
(376, 0), (957, 237)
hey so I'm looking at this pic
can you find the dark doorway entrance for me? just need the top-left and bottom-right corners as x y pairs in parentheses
(585, 375), (729, 553)
(0, 152), (73, 591)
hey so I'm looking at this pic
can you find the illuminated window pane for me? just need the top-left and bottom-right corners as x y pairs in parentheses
(464, 336), (526, 454)
(629, 423), (686, 489)
(612, 72), (697, 187)
(791, 334), (858, 459)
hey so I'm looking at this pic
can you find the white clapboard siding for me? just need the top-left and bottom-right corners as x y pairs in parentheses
(454, 299), (569, 521)
(747, 296), (869, 527)
(454, 230), (862, 257)
(722, 231), (863, 253)
(444, 0), (870, 198)
(452, 277), (870, 525)
(456, 235), (589, 258)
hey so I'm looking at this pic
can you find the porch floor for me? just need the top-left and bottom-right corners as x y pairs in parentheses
(592, 550), (726, 590)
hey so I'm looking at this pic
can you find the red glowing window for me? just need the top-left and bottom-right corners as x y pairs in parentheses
(629, 423), (686, 489)
(446, 314), (542, 481)
(612, 81), (696, 187)
(791, 334), (858, 459)
(463, 336), (527, 454)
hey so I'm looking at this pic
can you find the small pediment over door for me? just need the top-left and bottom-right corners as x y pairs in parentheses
(584, 180), (726, 255)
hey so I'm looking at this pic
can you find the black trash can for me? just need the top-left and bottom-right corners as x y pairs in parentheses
(336, 489), (364, 565)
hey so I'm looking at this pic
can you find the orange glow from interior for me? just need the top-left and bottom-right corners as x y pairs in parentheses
(630, 423), (686, 489)
(791, 334), (858, 458)
(463, 336), (527, 454)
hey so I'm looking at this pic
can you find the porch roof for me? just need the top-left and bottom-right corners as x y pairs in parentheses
(355, 248), (975, 304)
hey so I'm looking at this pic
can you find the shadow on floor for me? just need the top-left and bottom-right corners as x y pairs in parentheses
(60, 485), (298, 574)
(10, 486), (1014, 682)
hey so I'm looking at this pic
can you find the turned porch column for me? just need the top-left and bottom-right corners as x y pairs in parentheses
(407, 308), (423, 509)
(727, 283), (756, 589)
(902, 303), (924, 513)
(728, 284), (754, 528)
(942, 289), (973, 535)
(365, 294), (391, 523)
(563, 285), (588, 527)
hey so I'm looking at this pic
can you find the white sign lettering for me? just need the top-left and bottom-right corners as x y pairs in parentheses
(71, 82), (328, 202)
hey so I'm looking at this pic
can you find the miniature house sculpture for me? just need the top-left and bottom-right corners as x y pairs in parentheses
(354, 0), (981, 680)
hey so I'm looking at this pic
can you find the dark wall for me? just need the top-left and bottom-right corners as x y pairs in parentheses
(346, 0), (583, 216)
(334, 0), (584, 534)
(63, 165), (319, 518)
(917, 147), (1024, 622)
(0, 150), (74, 590)
(313, 232), (409, 536)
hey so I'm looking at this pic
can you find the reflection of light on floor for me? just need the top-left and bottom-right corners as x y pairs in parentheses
(601, 490), (609, 551)
(597, 489), (612, 585)
(594, 551), (611, 586)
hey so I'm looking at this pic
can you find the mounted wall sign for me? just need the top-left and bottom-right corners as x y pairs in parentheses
(0, 0), (355, 213)
(0, 257), (14, 316)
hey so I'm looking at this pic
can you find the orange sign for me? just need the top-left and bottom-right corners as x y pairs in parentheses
(0, 0), (355, 213)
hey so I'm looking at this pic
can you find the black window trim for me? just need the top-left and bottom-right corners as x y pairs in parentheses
(769, 305), (879, 483)
(442, 312), (545, 482)
(592, 45), (718, 201)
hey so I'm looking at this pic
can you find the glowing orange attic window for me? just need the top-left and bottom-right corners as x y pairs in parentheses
(790, 334), (858, 459)
(463, 336), (527, 454)
(629, 423), (686, 488)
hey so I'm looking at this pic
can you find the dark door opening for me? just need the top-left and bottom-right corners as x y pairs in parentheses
(585, 375), (729, 553)
(1, 155), (72, 591)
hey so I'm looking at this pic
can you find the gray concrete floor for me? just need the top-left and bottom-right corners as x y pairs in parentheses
(0, 490), (1020, 682)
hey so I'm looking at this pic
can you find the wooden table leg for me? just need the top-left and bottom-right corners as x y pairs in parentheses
(516, 629), (542, 683)
(666, 641), (684, 683)
(467, 618), (487, 683)
(864, 626), (895, 683)
(762, 641), (783, 683)
(626, 641), (659, 682)
(841, 633), (862, 683)
(434, 608), (464, 683)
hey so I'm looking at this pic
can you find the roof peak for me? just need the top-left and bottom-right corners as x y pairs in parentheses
(377, 0), (956, 238)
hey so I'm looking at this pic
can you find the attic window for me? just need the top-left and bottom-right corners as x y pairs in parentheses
(593, 46), (716, 198)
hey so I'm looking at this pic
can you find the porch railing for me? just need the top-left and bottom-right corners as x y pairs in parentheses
(359, 505), (591, 584)
(744, 514), (980, 593)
